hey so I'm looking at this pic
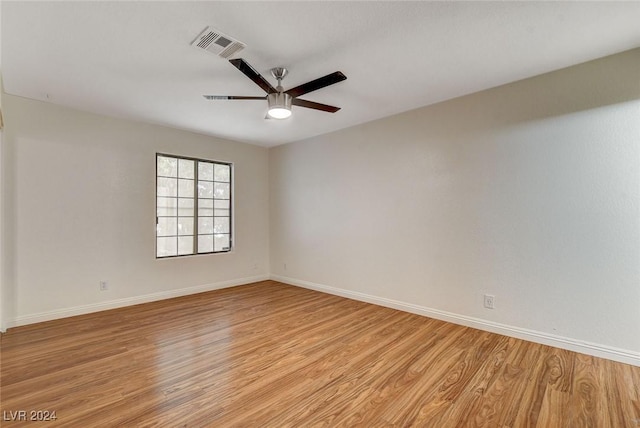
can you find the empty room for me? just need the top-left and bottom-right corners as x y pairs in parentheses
(1, 1), (639, 426)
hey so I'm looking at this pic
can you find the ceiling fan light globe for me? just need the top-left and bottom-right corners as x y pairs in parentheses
(268, 107), (292, 119)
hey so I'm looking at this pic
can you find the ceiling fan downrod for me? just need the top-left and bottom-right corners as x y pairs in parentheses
(268, 67), (292, 119)
(270, 67), (288, 92)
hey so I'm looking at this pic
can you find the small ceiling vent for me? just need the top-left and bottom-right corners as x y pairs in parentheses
(191, 26), (245, 59)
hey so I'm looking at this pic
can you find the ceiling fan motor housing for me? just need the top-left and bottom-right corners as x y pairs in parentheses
(267, 92), (293, 119)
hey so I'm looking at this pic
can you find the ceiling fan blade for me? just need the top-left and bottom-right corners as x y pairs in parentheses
(286, 71), (346, 98)
(203, 95), (266, 100)
(292, 98), (341, 113)
(229, 58), (277, 94)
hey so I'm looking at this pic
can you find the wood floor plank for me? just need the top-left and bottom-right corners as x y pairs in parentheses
(1, 280), (638, 427)
(611, 361), (640, 427)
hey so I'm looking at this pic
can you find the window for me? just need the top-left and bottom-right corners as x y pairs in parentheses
(156, 154), (232, 258)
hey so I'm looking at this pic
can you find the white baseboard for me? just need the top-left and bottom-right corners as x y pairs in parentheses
(8, 274), (270, 329)
(271, 274), (640, 367)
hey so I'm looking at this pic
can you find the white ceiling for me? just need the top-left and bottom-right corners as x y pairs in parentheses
(2, 1), (640, 147)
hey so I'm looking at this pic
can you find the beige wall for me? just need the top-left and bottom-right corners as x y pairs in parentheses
(270, 49), (640, 364)
(0, 71), (4, 331)
(2, 95), (269, 326)
(0, 0), (2, 331)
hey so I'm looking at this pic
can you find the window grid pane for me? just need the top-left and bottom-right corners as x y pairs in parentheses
(157, 154), (232, 258)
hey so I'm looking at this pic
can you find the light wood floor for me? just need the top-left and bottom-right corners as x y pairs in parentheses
(1, 281), (639, 427)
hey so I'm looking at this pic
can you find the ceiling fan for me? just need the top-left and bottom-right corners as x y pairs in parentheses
(204, 58), (347, 119)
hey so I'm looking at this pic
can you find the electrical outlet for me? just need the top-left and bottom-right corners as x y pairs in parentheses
(484, 294), (495, 309)
(284, 263), (287, 271)
(99, 281), (109, 291)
